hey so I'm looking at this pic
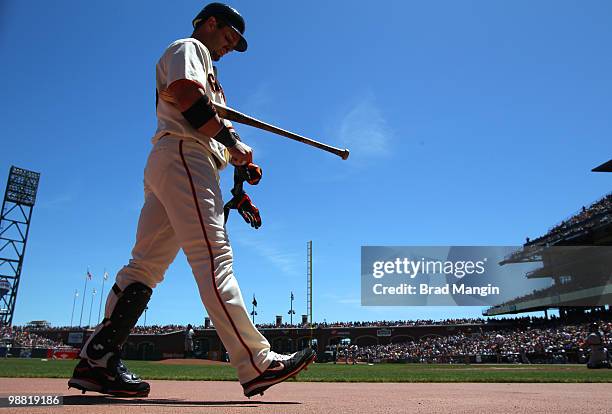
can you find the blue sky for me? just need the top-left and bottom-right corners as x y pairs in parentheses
(1, 1), (610, 327)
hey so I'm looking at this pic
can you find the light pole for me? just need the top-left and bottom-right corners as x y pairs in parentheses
(288, 291), (295, 325)
(98, 271), (108, 324)
(70, 290), (78, 327)
(87, 288), (96, 327)
(79, 270), (91, 327)
(250, 295), (257, 324)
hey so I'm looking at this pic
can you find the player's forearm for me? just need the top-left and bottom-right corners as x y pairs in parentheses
(166, 79), (233, 143)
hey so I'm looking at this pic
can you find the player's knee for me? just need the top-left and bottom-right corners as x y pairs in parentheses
(117, 261), (165, 289)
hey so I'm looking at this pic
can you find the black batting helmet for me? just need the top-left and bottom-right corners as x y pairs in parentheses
(193, 3), (248, 52)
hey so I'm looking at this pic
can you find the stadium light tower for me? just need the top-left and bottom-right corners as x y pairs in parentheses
(307, 241), (313, 326)
(0, 166), (40, 326)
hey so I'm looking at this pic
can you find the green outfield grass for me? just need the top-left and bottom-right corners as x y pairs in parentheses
(1, 359), (611, 383)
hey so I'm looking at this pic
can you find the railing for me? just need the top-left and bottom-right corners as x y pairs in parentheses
(543, 191), (612, 234)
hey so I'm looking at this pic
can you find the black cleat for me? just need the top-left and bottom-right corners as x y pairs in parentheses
(241, 348), (316, 398)
(68, 357), (150, 397)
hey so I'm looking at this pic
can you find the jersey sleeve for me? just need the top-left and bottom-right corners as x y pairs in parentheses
(163, 40), (209, 90)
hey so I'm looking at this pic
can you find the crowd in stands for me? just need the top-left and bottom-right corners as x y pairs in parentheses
(91, 316), (573, 333)
(493, 284), (592, 309)
(130, 324), (188, 335)
(15, 324), (73, 331)
(0, 325), (66, 348)
(490, 309), (610, 328)
(4, 314), (605, 337)
(0, 308), (612, 337)
(334, 322), (611, 364)
(491, 268), (610, 310)
(526, 193), (612, 246)
(2, 310), (609, 362)
(56, 318), (492, 334)
(255, 318), (487, 329)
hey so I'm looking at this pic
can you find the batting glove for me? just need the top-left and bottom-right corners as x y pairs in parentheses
(235, 163), (262, 185)
(224, 190), (262, 229)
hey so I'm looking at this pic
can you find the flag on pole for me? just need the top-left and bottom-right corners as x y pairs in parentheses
(92, 288), (97, 295)
(103, 271), (108, 280)
(87, 270), (93, 280)
(291, 292), (294, 300)
(252, 295), (257, 307)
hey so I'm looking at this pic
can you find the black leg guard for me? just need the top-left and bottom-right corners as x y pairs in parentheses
(84, 282), (152, 362)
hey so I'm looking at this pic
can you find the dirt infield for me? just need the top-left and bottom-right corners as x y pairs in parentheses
(1, 378), (611, 413)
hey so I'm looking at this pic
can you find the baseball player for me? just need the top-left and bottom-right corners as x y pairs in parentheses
(184, 324), (195, 358)
(68, 2), (315, 398)
(585, 323), (611, 369)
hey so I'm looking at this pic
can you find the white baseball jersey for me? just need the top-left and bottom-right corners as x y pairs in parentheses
(586, 332), (608, 364)
(153, 38), (230, 169)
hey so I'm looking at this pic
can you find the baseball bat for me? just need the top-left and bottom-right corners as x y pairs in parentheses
(213, 102), (350, 160)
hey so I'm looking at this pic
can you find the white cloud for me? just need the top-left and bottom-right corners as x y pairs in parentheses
(232, 82), (274, 161)
(37, 193), (74, 209)
(234, 232), (301, 276)
(337, 95), (393, 167)
(323, 292), (361, 306)
(242, 82), (273, 117)
(338, 298), (360, 305)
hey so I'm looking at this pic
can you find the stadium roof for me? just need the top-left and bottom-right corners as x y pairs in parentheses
(592, 159), (612, 172)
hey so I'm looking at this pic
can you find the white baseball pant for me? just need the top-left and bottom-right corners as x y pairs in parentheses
(111, 135), (273, 383)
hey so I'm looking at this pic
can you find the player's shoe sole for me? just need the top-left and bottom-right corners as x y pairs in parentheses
(67, 358), (150, 398)
(242, 348), (316, 398)
(68, 378), (150, 397)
